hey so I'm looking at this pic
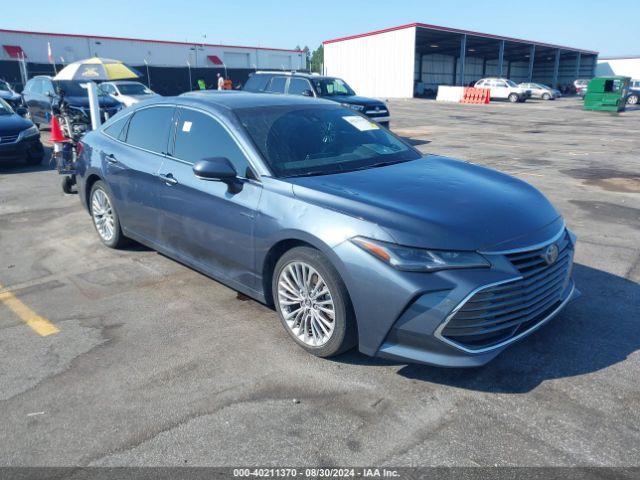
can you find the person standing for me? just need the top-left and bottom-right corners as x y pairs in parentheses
(217, 73), (224, 91)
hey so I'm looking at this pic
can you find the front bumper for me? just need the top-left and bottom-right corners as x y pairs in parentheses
(334, 227), (579, 368)
(0, 136), (43, 162)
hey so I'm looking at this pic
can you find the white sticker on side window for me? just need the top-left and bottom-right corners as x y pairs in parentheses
(343, 115), (379, 131)
(182, 121), (193, 132)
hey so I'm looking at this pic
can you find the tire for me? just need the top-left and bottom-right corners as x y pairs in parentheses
(542, 93), (551, 101)
(627, 94), (639, 105)
(89, 180), (128, 249)
(61, 176), (76, 194)
(272, 246), (357, 358)
(508, 93), (520, 103)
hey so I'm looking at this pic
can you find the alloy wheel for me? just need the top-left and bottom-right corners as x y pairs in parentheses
(91, 188), (115, 242)
(277, 261), (335, 347)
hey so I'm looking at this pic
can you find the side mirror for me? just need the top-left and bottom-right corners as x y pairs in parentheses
(16, 106), (27, 117)
(301, 89), (314, 97)
(193, 157), (241, 192)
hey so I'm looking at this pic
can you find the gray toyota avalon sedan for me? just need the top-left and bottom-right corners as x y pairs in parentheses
(75, 92), (579, 367)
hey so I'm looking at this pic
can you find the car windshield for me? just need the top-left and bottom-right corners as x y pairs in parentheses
(505, 80), (518, 87)
(117, 83), (152, 95)
(54, 80), (106, 97)
(236, 105), (420, 178)
(0, 81), (11, 92)
(312, 78), (356, 97)
(0, 98), (13, 115)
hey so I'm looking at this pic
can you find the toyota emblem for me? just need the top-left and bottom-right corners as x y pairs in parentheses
(542, 244), (559, 265)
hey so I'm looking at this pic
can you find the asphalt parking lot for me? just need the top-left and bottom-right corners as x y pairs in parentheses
(0, 97), (639, 467)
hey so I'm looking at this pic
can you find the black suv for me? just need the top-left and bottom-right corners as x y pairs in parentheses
(22, 76), (122, 128)
(243, 72), (390, 127)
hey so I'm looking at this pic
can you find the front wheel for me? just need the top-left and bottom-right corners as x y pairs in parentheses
(508, 93), (520, 103)
(89, 181), (128, 248)
(273, 247), (357, 358)
(628, 94), (639, 105)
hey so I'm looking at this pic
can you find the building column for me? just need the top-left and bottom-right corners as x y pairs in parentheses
(527, 45), (536, 82)
(552, 49), (561, 88)
(498, 40), (505, 77)
(459, 34), (467, 86)
(575, 52), (582, 79)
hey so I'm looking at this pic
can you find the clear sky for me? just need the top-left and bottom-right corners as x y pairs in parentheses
(1, 0), (637, 57)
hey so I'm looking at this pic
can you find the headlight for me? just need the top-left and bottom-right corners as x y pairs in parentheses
(341, 103), (365, 112)
(18, 125), (39, 140)
(351, 237), (490, 272)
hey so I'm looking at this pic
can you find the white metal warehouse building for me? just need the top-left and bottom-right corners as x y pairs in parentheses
(597, 56), (640, 80)
(323, 23), (598, 98)
(0, 29), (305, 94)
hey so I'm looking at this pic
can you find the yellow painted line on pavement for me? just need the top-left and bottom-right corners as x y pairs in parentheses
(0, 283), (59, 336)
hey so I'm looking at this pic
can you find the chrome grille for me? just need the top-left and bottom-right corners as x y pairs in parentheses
(441, 231), (573, 350)
(0, 134), (19, 144)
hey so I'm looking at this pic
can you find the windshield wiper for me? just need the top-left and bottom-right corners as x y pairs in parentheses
(285, 170), (334, 178)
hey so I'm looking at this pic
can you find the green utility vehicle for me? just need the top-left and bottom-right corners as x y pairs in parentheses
(584, 76), (631, 112)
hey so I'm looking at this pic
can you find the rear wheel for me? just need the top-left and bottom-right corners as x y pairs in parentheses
(508, 93), (520, 103)
(89, 181), (127, 249)
(542, 93), (551, 101)
(273, 247), (356, 358)
(627, 94), (639, 105)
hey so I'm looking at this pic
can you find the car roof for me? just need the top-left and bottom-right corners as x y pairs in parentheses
(176, 91), (336, 110)
(107, 80), (145, 85)
(253, 71), (336, 80)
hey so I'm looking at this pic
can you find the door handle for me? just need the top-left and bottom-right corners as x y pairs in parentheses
(105, 153), (118, 164)
(159, 173), (178, 185)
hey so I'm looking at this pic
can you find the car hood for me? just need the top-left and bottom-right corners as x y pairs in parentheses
(288, 156), (562, 251)
(64, 95), (120, 108)
(0, 112), (33, 136)
(322, 95), (386, 108)
(0, 91), (21, 102)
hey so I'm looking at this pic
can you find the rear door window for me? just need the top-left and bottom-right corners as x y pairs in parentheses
(266, 77), (287, 94)
(42, 80), (55, 96)
(288, 78), (313, 96)
(103, 115), (130, 141)
(124, 106), (175, 154)
(243, 75), (270, 92)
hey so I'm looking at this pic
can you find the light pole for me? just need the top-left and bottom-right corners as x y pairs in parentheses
(187, 60), (192, 91)
(144, 58), (151, 89)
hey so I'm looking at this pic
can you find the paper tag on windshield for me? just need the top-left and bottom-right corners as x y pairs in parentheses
(182, 121), (193, 133)
(343, 115), (379, 131)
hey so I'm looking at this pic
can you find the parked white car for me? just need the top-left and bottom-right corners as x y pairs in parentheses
(475, 78), (531, 103)
(99, 81), (159, 107)
(519, 82), (561, 100)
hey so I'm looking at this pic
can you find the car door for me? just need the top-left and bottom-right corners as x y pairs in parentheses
(101, 104), (176, 244)
(39, 79), (56, 124)
(24, 79), (43, 123)
(494, 80), (509, 99)
(156, 106), (262, 289)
